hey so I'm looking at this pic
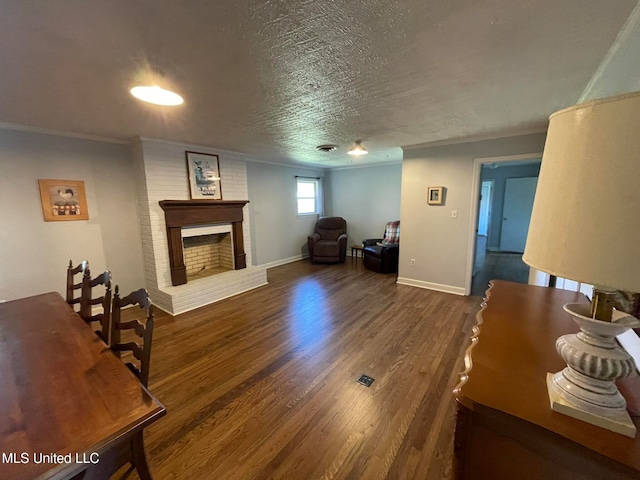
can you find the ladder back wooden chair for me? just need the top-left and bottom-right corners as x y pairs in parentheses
(110, 286), (155, 388)
(65, 260), (88, 308)
(79, 268), (112, 343)
(107, 287), (156, 480)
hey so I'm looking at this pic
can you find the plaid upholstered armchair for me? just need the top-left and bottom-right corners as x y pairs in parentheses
(362, 221), (400, 273)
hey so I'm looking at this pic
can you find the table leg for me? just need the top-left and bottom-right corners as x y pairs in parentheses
(78, 431), (154, 480)
(131, 431), (153, 480)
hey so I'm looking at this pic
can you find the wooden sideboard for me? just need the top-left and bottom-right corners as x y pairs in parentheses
(454, 280), (640, 480)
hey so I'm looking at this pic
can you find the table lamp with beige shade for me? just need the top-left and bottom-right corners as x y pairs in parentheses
(523, 91), (640, 437)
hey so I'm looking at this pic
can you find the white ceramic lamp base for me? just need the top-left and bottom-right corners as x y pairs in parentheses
(546, 303), (640, 438)
(547, 372), (636, 437)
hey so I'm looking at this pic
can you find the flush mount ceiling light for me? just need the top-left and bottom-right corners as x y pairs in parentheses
(130, 85), (184, 106)
(316, 144), (339, 152)
(347, 140), (368, 156)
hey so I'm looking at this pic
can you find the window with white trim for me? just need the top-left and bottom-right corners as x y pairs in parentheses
(296, 178), (320, 215)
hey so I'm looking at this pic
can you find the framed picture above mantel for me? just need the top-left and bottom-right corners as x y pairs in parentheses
(185, 151), (222, 200)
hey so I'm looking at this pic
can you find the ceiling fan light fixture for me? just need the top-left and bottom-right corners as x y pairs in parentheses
(130, 85), (184, 106)
(348, 140), (368, 156)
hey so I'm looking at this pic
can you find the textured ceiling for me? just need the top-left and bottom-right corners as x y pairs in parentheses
(0, 1), (637, 168)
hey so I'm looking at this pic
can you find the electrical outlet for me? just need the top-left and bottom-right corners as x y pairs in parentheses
(410, 259), (416, 266)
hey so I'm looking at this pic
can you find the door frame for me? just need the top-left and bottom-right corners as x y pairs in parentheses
(478, 180), (493, 238)
(464, 152), (542, 295)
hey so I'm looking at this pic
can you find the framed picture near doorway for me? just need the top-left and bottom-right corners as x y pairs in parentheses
(427, 186), (445, 205)
(185, 151), (222, 199)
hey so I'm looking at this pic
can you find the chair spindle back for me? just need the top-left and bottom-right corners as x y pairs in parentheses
(79, 268), (112, 343)
(66, 260), (88, 307)
(110, 286), (154, 387)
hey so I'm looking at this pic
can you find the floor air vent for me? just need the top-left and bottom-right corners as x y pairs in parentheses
(357, 374), (375, 387)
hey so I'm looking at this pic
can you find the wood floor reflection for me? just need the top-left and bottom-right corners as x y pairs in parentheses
(118, 259), (480, 480)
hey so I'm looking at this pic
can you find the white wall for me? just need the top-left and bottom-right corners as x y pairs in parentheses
(247, 162), (325, 266)
(399, 133), (546, 295)
(0, 128), (145, 301)
(324, 164), (402, 247)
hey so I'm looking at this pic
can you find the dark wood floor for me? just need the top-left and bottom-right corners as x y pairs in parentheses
(470, 251), (529, 297)
(120, 259), (480, 479)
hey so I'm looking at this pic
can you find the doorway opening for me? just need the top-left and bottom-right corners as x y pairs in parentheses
(473, 180), (493, 276)
(466, 154), (542, 296)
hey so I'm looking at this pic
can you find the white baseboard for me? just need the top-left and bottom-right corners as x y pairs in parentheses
(396, 277), (466, 296)
(259, 254), (308, 270)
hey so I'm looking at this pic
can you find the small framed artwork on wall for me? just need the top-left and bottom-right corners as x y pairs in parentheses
(38, 179), (89, 221)
(186, 151), (222, 199)
(427, 186), (445, 205)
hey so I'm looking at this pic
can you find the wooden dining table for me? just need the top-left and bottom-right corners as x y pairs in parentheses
(0, 292), (166, 480)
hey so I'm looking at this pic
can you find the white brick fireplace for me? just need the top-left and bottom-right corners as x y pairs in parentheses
(134, 139), (267, 315)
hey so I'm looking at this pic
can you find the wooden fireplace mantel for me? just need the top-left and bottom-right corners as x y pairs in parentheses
(159, 200), (249, 286)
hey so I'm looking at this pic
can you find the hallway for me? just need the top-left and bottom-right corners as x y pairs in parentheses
(471, 235), (530, 296)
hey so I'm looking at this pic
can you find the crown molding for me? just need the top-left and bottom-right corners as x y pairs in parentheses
(329, 160), (402, 172)
(402, 125), (547, 151)
(137, 136), (328, 172)
(0, 122), (131, 145)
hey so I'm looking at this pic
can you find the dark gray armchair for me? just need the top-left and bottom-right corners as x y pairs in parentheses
(307, 217), (348, 263)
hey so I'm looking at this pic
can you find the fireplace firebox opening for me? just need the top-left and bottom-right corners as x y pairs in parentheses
(183, 233), (234, 279)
